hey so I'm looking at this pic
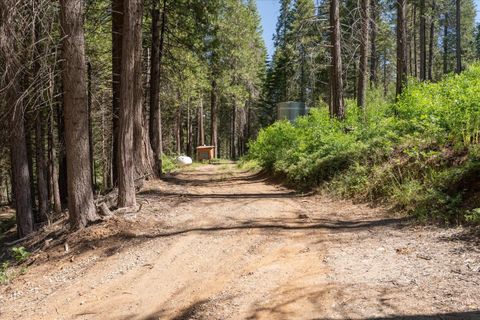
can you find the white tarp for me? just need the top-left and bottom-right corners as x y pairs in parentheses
(176, 156), (193, 166)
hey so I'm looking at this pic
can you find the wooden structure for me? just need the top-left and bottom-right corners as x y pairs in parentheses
(196, 146), (215, 161)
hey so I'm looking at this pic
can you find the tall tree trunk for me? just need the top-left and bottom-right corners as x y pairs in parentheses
(0, 3), (34, 237)
(428, 1), (435, 80)
(9, 106), (34, 238)
(117, 0), (140, 208)
(87, 61), (95, 188)
(60, 0), (98, 228)
(396, 0), (408, 98)
(330, 0), (345, 119)
(149, 0), (167, 176)
(111, 0), (123, 186)
(370, 0), (378, 86)
(175, 106), (182, 154)
(300, 47), (306, 102)
(198, 98), (205, 146)
(35, 111), (48, 223)
(33, 16), (48, 224)
(246, 97), (252, 148)
(210, 80), (218, 156)
(25, 119), (36, 212)
(383, 51), (388, 96)
(56, 96), (68, 209)
(187, 103), (193, 157)
(48, 112), (62, 215)
(357, 0), (370, 108)
(231, 102), (237, 160)
(443, 12), (449, 74)
(413, 5), (418, 78)
(419, 0), (426, 80)
(455, 0), (461, 73)
(132, 0), (154, 182)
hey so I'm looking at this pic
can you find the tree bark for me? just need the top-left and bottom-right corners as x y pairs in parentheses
(443, 12), (449, 74)
(329, 0), (345, 119)
(210, 80), (218, 156)
(33, 16), (48, 224)
(419, 0), (427, 80)
(35, 110), (48, 223)
(413, 5), (418, 78)
(370, 0), (378, 86)
(198, 98), (205, 146)
(111, 0), (123, 186)
(357, 0), (370, 108)
(175, 103), (182, 155)
(48, 112), (62, 215)
(455, 0), (461, 73)
(396, 0), (408, 98)
(428, 1), (435, 80)
(9, 105), (34, 238)
(117, 0), (140, 208)
(57, 95), (68, 209)
(132, 0), (154, 182)
(25, 118), (36, 212)
(59, 0), (98, 228)
(87, 61), (95, 188)
(231, 102), (237, 160)
(0, 5), (34, 237)
(149, 0), (167, 175)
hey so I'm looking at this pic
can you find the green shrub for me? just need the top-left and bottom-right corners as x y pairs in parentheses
(11, 247), (31, 262)
(0, 262), (9, 284)
(248, 64), (480, 223)
(161, 155), (179, 173)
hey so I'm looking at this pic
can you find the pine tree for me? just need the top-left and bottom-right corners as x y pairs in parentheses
(59, 0), (99, 228)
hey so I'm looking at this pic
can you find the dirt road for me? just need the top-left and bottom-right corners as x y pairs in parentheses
(1, 164), (479, 319)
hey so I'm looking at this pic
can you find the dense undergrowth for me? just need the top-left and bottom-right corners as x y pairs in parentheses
(247, 64), (480, 224)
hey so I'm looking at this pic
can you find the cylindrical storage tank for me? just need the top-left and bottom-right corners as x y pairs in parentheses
(277, 101), (306, 122)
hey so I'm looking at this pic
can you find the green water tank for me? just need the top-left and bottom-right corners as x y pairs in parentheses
(277, 101), (306, 122)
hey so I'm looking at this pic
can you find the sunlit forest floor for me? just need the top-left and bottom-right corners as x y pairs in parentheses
(1, 164), (479, 319)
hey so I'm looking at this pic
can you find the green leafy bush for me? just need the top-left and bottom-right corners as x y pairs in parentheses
(248, 64), (480, 223)
(161, 155), (179, 173)
(0, 262), (9, 284)
(11, 247), (31, 262)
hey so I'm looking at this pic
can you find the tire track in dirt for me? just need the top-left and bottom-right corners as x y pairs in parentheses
(1, 164), (479, 319)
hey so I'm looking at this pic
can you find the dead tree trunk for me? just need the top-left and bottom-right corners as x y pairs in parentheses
(59, 0), (99, 228)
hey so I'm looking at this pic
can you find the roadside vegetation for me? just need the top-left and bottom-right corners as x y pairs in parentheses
(248, 65), (480, 224)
